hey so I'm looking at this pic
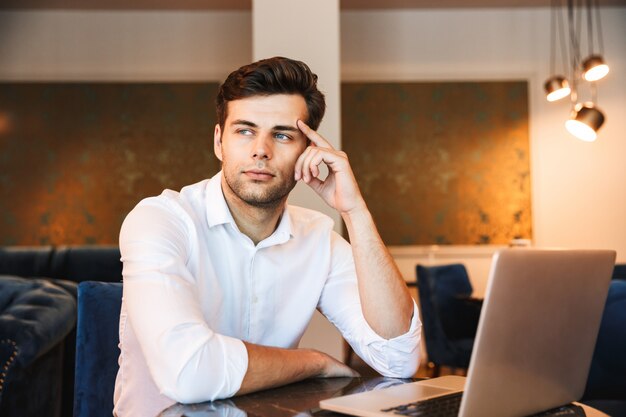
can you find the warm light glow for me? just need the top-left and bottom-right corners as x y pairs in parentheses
(544, 76), (571, 102)
(584, 64), (609, 81)
(565, 119), (597, 142)
(547, 86), (571, 102)
(565, 102), (605, 142)
(582, 55), (610, 81)
(0, 113), (12, 135)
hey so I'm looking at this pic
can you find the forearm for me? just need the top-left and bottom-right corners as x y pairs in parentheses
(342, 207), (414, 339)
(236, 342), (356, 396)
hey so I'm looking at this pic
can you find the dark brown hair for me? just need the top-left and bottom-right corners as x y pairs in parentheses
(216, 57), (326, 130)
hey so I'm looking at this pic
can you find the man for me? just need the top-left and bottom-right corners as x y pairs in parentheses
(113, 57), (420, 416)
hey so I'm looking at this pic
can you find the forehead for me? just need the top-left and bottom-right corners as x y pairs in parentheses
(225, 94), (308, 127)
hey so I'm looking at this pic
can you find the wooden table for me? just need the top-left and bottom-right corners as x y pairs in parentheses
(158, 376), (608, 417)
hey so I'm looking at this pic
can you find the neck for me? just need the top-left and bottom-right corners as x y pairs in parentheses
(221, 178), (286, 245)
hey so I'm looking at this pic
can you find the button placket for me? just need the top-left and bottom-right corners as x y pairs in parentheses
(248, 249), (257, 340)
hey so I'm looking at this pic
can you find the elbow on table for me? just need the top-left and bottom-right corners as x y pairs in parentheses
(158, 374), (235, 404)
(154, 361), (242, 404)
(378, 343), (421, 379)
(381, 355), (420, 379)
(151, 331), (248, 404)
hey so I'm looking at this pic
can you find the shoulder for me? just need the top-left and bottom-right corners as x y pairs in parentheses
(285, 206), (352, 254)
(286, 207), (353, 271)
(287, 205), (336, 234)
(120, 179), (209, 245)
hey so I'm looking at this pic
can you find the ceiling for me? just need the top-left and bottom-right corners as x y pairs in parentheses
(1, 0), (625, 10)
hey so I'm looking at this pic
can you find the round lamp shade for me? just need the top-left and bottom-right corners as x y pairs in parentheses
(565, 102), (605, 142)
(582, 55), (609, 82)
(544, 76), (571, 102)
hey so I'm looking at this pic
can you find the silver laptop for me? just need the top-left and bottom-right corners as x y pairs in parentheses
(320, 249), (616, 417)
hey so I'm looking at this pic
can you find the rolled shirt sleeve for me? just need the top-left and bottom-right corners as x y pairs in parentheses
(120, 198), (248, 403)
(317, 232), (422, 378)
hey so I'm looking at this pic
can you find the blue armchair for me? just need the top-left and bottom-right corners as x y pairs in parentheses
(74, 281), (123, 417)
(0, 275), (76, 417)
(582, 279), (626, 416)
(613, 263), (626, 280)
(416, 264), (482, 376)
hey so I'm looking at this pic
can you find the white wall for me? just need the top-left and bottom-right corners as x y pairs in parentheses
(0, 10), (251, 81)
(341, 8), (626, 263)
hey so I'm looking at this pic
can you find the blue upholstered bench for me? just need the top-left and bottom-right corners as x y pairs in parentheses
(0, 246), (122, 417)
(0, 275), (76, 417)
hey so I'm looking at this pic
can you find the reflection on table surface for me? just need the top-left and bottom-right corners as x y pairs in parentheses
(159, 376), (415, 417)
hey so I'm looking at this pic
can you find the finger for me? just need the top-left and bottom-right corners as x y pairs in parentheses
(294, 149), (306, 180)
(295, 147), (317, 182)
(307, 151), (323, 180)
(301, 148), (320, 182)
(297, 120), (334, 150)
(294, 146), (314, 180)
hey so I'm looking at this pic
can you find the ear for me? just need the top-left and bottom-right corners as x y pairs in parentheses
(213, 124), (223, 161)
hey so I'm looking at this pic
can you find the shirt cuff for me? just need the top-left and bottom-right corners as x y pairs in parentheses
(356, 300), (421, 377)
(219, 335), (249, 400)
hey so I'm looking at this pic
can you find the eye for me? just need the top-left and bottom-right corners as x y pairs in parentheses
(237, 128), (254, 136)
(274, 132), (292, 141)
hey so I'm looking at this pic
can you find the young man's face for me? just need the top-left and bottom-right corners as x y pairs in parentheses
(214, 94), (309, 208)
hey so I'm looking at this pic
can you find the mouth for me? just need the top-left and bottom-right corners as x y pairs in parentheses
(243, 169), (275, 181)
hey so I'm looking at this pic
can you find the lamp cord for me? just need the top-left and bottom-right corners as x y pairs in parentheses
(586, 0), (594, 56)
(550, 0), (556, 75)
(594, 0), (605, 55)
(568, 0), (580, 106)
(557, 1), (569, 76)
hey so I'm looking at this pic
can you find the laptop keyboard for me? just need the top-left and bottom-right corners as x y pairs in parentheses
(381, 392), (462, 416)
(380, 393), (587, 417)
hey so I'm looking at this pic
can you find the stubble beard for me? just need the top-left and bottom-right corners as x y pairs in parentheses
(223, 165), (297, 209)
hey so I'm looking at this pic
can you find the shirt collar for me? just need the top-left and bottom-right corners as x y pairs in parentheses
(205, 171), (234, 228)
(205, 171), (293, 246)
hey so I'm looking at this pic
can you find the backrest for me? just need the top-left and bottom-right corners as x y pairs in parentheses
(0, 246), (54, 277)
(613, 264), (626, 280)
(584, 279), (626, 400)
(74, 281), (122, 417)
(0, 246), (122, 284)
(51, 246), (122, 283)
(416, 263), (473, 364)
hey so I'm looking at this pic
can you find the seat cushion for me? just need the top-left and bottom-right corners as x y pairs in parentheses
(0, 275), (76, 416)
(74, 281), (122, 417)
(0, 275), (76, 369)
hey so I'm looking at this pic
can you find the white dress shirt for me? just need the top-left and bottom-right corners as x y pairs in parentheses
(113, 171), (421, 417)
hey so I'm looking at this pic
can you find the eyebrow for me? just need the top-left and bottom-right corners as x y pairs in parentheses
(231, 119), (258, 128)
(273, 125), (299, 132)
(230, 120), (299, 132)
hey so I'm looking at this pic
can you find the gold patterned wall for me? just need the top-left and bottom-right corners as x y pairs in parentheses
(342, 82), (531, 245)
(0, 83), (221, 245)
(0, 81), (530, 246)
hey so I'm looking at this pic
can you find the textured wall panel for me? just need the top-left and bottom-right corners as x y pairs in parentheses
(1, 81), (530, 246)
(0, 83), (220, 245)
(342, 81), (531, 245)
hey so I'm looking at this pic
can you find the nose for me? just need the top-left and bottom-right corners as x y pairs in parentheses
(251, 133), (272, 160)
